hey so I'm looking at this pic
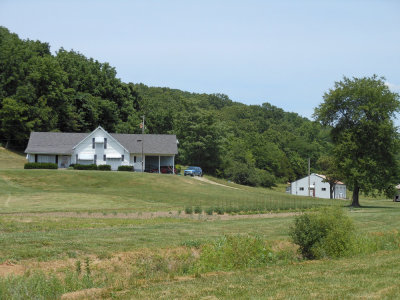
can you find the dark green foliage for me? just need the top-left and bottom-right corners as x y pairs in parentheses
(1, 26), (332, 186)
(73, 164), (98, 170)
(289, 208), (355, 259)
(205, 207), (214, 215)
(24, 162), (57, 169)
(194, 206), (202, 214)
(184, 207), (193, 214)
(97, 164), (111, 171)
(314, 76), (400, 206)
(118, 165), (134, 171)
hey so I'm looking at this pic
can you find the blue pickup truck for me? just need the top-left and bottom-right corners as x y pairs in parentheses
(184, 166), (203, 177)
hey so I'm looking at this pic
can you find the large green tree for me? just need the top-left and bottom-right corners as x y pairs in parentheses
(314, 76), (400, 207)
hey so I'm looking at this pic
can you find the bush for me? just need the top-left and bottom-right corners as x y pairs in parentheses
(205, 207), (214, 215)
(194, 235), (272, 272)
(289, 207), (355, 259)
(98, 164), (111, 171)
(118, 165), (134, 171)
(184, 207), (193, 214)
(225, 162), (276, 187)
(24, 162), (58, 169)
(73, 164), (98, 170)
(175, 164), (182, 175)
(194, 206), (202, 214)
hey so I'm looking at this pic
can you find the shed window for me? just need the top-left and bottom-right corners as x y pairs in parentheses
(92, 138), (95, 149)
(121, 155), (124, 161)
(104, 138), (107, 149)
(299, 187), (304, 191)
(322, 188), (326, 191)
(103, 154), (106, 161)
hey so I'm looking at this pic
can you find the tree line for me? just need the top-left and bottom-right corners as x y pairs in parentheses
(0, 26), (332, 187)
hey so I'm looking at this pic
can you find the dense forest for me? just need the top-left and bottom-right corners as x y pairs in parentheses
(0, 26), (332, 186)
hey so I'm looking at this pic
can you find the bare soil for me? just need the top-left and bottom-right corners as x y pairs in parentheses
(3, 211), (299, 220)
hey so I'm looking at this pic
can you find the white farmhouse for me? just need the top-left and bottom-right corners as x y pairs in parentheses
(287, 173), (346, 199)
(25, 126), (178, 171)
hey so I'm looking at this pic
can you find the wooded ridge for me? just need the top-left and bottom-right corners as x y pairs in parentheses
(0, 26), (331, 186)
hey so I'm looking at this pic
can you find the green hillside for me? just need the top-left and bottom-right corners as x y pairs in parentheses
(0, 26), (331, 187)
(0, 147), (26, 169)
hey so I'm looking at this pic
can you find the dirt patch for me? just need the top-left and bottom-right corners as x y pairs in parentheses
(193, 176), (240, 190)
(0, 261), (25, 277)
(61, 288), (104, 300)
(3, 211), (300, 221)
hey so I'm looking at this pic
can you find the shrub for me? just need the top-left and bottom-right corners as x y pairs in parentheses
(184, 207), (193, 214)
(24, 162), (58, 169)
(73, 164), (98, 170)
(289, 207), (355, 259)
(215, 207), (225, 215)
(205, 207), (214, 215)
(175, 164), (182, 175)
(194, 235), (272, 273)
(118, 165), (134, 171)
(98, 164), (111, 171)
(194, 206), (202, 214)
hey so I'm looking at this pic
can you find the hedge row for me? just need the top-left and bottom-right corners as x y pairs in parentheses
(118, 165), (134, 171)
(24, 162), (58, 169)
(98, 165), (111, 171)
(73, 164), (98, 170)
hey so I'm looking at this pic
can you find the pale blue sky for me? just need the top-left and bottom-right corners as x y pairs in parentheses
(1, 0), (399, 119)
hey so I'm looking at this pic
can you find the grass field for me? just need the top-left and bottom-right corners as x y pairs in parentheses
(1, 148), (400, 299)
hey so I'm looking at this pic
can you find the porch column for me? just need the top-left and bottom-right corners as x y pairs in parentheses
(158, 156), (161, 174)
(173, 155), (175, 175)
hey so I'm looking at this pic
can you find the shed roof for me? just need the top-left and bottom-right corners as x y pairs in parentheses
(25, 132), (178, 155)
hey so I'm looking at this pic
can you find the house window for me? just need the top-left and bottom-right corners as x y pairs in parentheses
(299, 187), (304, 191)
(92, 138), (95, 149)
(322, 188), (326, 191)
(103, 154), (106, 161)
(104, 138), (107, 149)
(121, 155), (124, 161)
(94, 154), (97, 164)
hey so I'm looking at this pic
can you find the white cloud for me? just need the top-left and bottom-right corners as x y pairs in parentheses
(385, 81), (400, 91)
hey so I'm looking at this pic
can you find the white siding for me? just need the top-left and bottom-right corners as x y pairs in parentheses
(73, 127), (130, 170)
(37, 155), (56, 163)
(290, 174), (333, 199)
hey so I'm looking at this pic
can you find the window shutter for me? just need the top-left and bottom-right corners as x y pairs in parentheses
(94, 154), (97, 164)
(92, 138), (95, 149)
(104, 138), (107, 149)
(121, 155), (124, 161)
(104, 154), (106, 161)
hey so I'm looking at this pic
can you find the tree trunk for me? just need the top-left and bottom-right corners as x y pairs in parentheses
(5, 139), (9, 149)
(351, 184), (360, 207)
(329, 182), (335, 199)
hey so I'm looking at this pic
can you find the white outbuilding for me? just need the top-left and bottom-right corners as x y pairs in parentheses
(25, 126), (178, 172)
(287, 173), (346, 199)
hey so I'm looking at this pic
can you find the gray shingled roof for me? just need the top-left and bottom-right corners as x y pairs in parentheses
(25, 132), (178, 155)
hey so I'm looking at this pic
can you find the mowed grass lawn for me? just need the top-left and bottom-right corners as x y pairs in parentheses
(1, 148), (400, 299)
(0, 169), (340, 213)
